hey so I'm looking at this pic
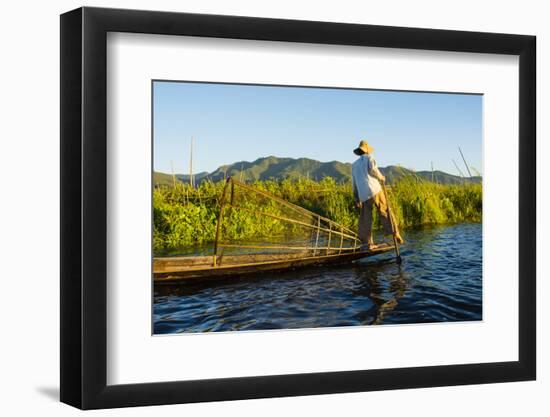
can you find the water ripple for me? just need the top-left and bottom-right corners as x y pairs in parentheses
(154, 223), (482, 333)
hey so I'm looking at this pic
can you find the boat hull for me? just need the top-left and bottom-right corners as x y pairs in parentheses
(154, 244), (394, 284)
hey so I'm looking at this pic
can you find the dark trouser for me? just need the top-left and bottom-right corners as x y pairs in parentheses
(358, 190), (398, 244)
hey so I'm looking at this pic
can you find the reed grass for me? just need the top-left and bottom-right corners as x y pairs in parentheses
(153, 175), (482, 252)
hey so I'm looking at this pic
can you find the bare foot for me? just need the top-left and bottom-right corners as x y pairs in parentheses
(362, 243), (378, 251)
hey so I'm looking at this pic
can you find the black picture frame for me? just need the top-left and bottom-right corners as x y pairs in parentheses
(60, 6), (536, 410)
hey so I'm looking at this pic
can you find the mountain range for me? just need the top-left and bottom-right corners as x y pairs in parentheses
(154, 156), (481, 186)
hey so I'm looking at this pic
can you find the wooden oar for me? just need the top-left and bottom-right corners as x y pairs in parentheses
(381, 182), (402, 264)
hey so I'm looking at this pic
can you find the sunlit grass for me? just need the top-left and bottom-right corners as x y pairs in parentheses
(153, 175), (482, 252)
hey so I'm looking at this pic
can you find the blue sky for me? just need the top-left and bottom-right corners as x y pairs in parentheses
(153, 81), (482, 176)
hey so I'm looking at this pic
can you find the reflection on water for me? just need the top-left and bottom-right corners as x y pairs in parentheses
(154, 223), (482, 333)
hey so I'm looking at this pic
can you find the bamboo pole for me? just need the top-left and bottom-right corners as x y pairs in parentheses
(189, 137), (194, 188)
(458, 146), (472, 177)
(452, 159), (465, 178)
(339, 225), (344, 254)
(213, 178), (231, 267)
(313, 216), (321, 256)
(170, 160), (176, 188)
(381, 182), (402, 264)
(326, 223), (332, 255)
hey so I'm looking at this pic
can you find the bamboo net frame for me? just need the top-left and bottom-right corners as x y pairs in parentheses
(213, 177), (361, 266)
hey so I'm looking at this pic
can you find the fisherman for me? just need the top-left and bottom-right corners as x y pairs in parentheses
(352, 140), (404, 250)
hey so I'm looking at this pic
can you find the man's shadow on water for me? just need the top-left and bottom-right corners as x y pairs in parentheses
(351, 256), (410, 325)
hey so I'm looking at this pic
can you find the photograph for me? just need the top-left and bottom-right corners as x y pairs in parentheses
(152, 80), (483, 334)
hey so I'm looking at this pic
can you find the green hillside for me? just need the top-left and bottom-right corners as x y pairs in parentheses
(154, 156), (481, 186)
(153, 171), (209, 186)
(208, 156), (351, 183)
(153, 171), (178, 186)
(382, 166), (481, 185)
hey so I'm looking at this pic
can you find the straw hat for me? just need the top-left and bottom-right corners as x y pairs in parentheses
(353, 140), (374, 155)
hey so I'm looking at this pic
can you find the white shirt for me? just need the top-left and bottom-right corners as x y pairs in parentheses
(352, 154), (382, 202)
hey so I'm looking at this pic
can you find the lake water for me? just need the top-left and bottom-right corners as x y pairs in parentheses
(153, 223), (482, 333)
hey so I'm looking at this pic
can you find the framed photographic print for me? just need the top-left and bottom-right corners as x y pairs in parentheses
(60, 6), (536, 409)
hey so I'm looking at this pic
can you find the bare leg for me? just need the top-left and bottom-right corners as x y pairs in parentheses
(374, 191), (404, 244)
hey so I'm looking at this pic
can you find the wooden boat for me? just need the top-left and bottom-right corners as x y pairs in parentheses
(154, 177), (395, 284)
(155, 244), (394, 283)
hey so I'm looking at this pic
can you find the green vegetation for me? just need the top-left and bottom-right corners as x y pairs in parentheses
(153, 175), (482, 253)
